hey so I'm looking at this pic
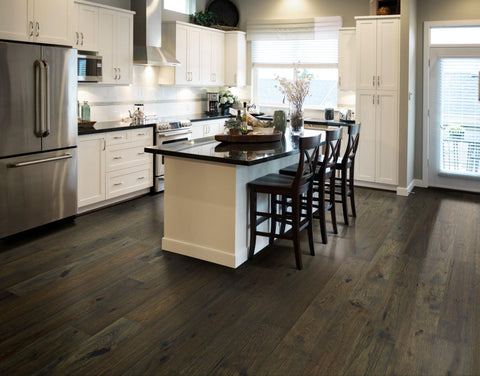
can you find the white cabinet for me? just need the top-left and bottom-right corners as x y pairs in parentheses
(78, 128), (154, 210)
(356, 17), (400, 92)
(201, 28), (225, 86)
(191, 119), (225, 139)
(78, 133), (106, 207)
(225, 31), (246, 87)
(98, 7), (133, 84)
(338, 28), (356, 91)
(355, 16), (400, 187)
(0, 0), (71, 45)
(72, 2), (98, 51)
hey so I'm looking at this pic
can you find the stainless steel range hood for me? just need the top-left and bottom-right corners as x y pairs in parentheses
(132, 0), (180, 66)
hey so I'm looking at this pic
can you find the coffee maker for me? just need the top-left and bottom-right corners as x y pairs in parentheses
(206, 92), (219, 116)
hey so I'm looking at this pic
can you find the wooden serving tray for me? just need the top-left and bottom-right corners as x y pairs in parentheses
(215, 131), (282, 143)
(78, 120), (96, 129)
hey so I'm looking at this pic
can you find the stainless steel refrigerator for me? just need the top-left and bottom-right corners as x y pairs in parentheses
(0, 41), (78, 238)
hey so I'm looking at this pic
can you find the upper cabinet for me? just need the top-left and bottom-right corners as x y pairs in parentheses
(72, 2), (98, 51)
(356, 16), (400, 92)
(224, 31), (246, 87)
(98, 7), (134, 85)
(338, 28), (356, 91)
(201, 28), (225, 86)
(0, 0), (72, 46)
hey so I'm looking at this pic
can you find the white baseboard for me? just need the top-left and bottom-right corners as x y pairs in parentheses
(413, 178), (427, 188)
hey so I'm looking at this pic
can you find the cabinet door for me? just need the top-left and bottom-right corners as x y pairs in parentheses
(0, 0), (31, 42)
(356, 20), (377, 91)
(211, 31), (225, 85)
(200, 29), (212, 85)
(78, 134), (106, 207)
(175, 24), (189, 85)
(376, 19), (400, 91)
(338, 28), (356, 91)
(375, 92), (398, 185)
(98, 9), (116, 84)
(115, 12), (133, 84)
(191, 124), (204, 139)
(75, 3), (98, 51)
(187, 26), (201, 84)
(355, 92), (376, 182)
(33, 0), (71, 45)
(225, 31), (246, 87)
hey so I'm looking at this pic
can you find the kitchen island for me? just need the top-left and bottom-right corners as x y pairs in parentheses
(145, 129), (324, 268)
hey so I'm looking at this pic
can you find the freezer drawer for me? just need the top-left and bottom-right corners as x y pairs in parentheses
(0, 149), (77, 238)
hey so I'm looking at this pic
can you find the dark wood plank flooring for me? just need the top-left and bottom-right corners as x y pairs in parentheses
(0, 187), (479, 375)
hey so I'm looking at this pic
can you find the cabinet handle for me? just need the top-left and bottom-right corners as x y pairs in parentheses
(377, 76), (380, 87)
(75, 31), (79, 45)
(81, 32), (84, 46)
(137, 152), (145, 155)
(113, 156), (123, 160)
(372, 76), (375, 87)
(137, 133), (145, 136)
(373, 95), (375, 105)
(113, 68), (118, 80)
(103, 138), (106, 151)
(113, 182), (123, 186)
(118, 68), (121, 80)
(29, 21), (34, 37)
(35, 22), (40, 37)
(137, 176), (145, 180)
(339, 76), (342, 88)
(113, 136), (123, 139)
(377, 95), (380, 105)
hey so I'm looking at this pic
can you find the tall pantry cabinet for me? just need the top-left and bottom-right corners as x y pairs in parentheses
(355, 15), (400, 187)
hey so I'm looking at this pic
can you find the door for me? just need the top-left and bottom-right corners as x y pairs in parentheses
(41, 45), (77, 151)
(0, 149), (77, 238)
(175, 24), (188, 84)
(338, 28), (356, 91)
(0, 0), (31, 42)
(78, 134), (106, 207)
(356, 19), (377, 91)
(428, 47), (480, 192)
(355, 91), (376, 182)
(115, 12), (133, 85)
(0, 41), (41, 157)
(211, 31), (225, 85)
(98, 9), (115, 84)
(76, 3), (98, 51)
(376, 18), (400, 91)
(33, 0), (71, 45)
(187, 27), (201, 84)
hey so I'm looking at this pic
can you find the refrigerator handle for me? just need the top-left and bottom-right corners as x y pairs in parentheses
(43, 60), (50, 136)
(34, 60), (44, 137)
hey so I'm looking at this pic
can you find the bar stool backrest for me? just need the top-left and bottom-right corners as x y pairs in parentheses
(344, 124), (360, 165)
(319, 128), (342, 175)
(293, 134), (322, 191)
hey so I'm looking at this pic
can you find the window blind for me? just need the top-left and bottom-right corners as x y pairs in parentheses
(439, 58), (480, 175)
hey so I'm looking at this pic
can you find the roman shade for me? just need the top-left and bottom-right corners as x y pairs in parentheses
(246, 16), (342, 41)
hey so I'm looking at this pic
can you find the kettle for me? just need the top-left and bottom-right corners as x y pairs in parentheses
(128, 104), (145, 125)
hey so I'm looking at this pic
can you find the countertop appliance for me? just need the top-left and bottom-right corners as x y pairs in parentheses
(77, 52), (102, 82)
(206, 92), (219, 116)
(0, 41), (78, 238)
(154, 120), (192, 192)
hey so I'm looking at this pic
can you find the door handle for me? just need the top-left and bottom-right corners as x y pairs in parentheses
(8, 153), (72, 168)
(43, 60), (50, 136)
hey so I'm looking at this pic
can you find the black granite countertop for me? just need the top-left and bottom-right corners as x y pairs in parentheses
(144, 129), (325, 166)
(255, 115), (357, 128)
(78, 121), (156, 135)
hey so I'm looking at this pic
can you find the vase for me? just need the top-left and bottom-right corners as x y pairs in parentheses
(222, 105), (231, 115)
(273, 110), (287, 135)
(290, 104), (304, 135)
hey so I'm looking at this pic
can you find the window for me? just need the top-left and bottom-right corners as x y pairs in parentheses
(251, 38), (339, 108)
(164, 0), (194, 14)
(431, 27), (480, 45)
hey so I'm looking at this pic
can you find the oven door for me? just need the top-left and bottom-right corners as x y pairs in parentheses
(154, 129), (192, 192)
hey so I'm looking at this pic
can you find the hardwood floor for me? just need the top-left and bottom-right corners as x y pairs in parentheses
(0, 187), (479, 375)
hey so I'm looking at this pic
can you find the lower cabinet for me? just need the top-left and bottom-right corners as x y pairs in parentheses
(191, 119), (226, 140)
(78, 127), (153, 211)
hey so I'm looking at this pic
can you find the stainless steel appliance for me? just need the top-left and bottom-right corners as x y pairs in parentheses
(206, 92), (219, 116)
(154, 121), (192, 192)
(77, 52), (102, 82)
(0, 41), (78, 238)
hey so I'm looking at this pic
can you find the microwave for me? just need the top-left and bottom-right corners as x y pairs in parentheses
(77, 53), (102, 82)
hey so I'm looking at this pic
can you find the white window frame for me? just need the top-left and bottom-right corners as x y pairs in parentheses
(422, 19), (480, 186)
(163, 0), (195, 15)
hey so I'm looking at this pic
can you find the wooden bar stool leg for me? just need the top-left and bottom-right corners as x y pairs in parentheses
(318, 180), (328, 244)
(269, 194), (277, 245)
(249, 188), (257, 260)
(307, 191), (315, 256)
(291, 196), (303, 270)
(329, 174), (338, 234)
(280, 196), (287, 235)
(341, 169), (349, 225)
(349, 165), (357, 218)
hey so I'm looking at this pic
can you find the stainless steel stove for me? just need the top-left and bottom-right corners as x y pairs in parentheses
(154, 120), (192, 192)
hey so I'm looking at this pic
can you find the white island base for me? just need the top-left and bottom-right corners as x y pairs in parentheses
(162, 154), (298, 268)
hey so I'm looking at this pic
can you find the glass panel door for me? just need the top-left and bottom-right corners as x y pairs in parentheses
(428, 47), (480, 192)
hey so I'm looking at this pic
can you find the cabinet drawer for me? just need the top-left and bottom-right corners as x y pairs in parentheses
(106, 165), (152, 199)
(106, 131), (129, 145)
(129, 128), (153, 144)
(106, 145), (152, 172)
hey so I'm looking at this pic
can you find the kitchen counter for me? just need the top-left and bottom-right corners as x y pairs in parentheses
(144, 129), (323, 166)
(78, 121), (155, 135)
(255, 115), (357, 128)
(145, 129), (325, 268)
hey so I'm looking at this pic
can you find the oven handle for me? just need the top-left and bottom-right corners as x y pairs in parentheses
(157, 129), (192, 138)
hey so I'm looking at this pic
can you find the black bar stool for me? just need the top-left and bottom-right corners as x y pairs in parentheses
(279, 128), (342, 244)
(248, 133), (322, 270)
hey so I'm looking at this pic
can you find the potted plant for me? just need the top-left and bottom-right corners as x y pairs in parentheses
(189, 11), (218, 27)
(219, 88), (238, 115)
(224, 118), (242, 135)
(253, 120), (275, 135)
